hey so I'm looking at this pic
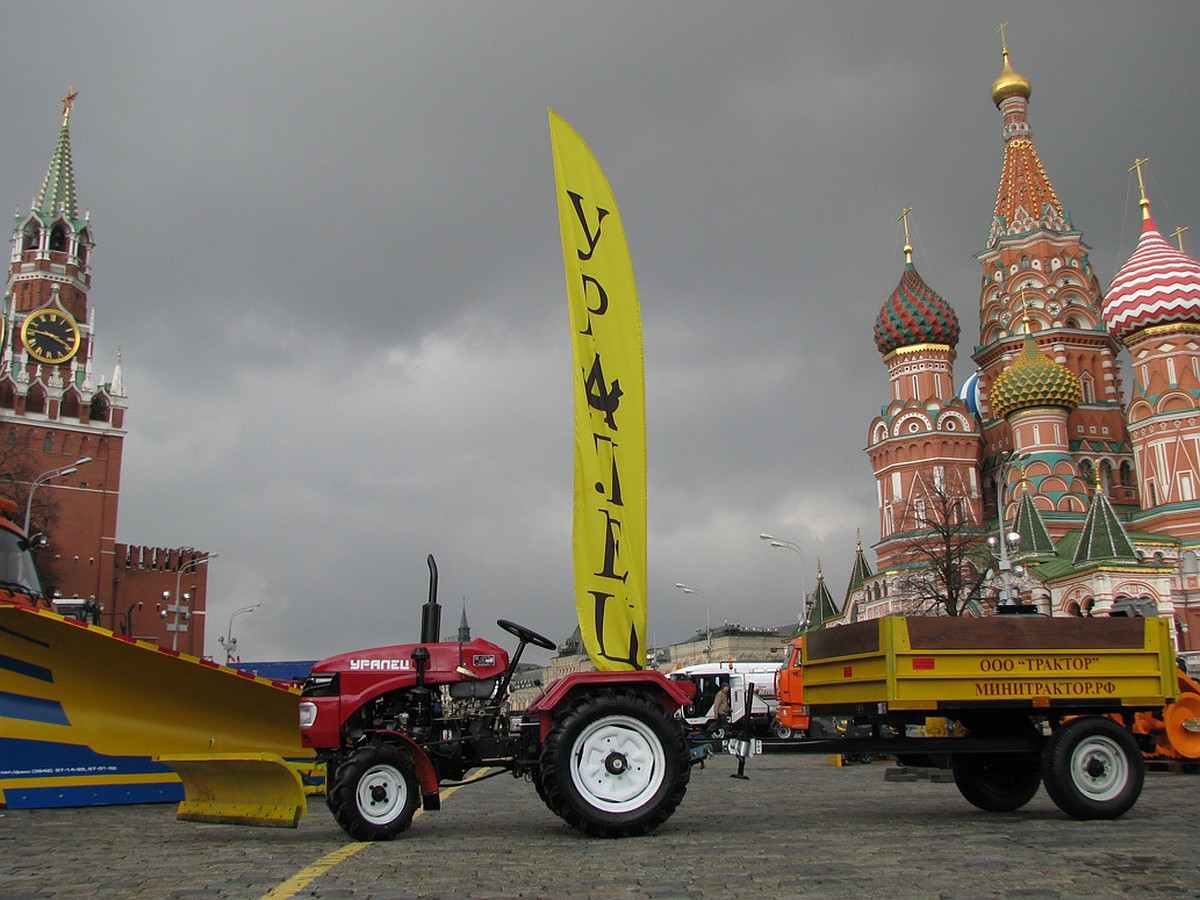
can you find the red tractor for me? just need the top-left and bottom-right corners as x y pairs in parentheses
(299, 557), (695, 840)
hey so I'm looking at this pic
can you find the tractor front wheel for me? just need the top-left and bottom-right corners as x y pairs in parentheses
(327, 744), (419, 841)
(540, 690), (689, 838)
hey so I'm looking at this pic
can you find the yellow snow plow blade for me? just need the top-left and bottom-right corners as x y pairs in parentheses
(157, 753), (309, 828)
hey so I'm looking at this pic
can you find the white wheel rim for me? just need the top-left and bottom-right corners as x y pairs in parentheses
(1069, 735), (1128, 802)
(570, 714), (666, 813)
(356, 763), (408, 825)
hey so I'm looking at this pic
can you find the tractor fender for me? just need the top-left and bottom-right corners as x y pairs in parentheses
(525, 670), (694, 742)
(366, 730), (443, 810)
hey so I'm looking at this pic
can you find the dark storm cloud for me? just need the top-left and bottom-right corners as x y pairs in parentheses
(1, 3), (1196, 660)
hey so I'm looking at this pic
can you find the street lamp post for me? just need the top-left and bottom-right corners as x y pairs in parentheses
(219, 603), (260, 665)
(759, 533), (810, 628)
(23, 456), (93, 533)
(988, 452), (1030, 609)
(168, 551), (217, 652)
(121, 600), (143, 636)
(674, 582), (711, 659)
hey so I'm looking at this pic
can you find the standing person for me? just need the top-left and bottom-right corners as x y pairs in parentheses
(709, 683), (732, 732)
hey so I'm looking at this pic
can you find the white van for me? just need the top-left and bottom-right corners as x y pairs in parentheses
(669, 660), (781, 737)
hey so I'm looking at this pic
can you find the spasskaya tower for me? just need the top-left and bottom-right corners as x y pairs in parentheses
(0, 91), (210, 653)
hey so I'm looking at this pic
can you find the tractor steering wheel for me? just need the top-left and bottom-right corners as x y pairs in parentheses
(497, 619), (557, 651)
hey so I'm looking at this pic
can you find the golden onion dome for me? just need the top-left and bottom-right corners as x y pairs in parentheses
(990, 332), (1081, 419)
(991, 50), (1031, 106)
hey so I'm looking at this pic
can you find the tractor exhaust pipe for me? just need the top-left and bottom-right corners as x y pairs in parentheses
(420, 554), (441, 643)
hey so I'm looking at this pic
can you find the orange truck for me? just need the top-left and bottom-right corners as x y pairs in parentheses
(761, 615), (1196, 820)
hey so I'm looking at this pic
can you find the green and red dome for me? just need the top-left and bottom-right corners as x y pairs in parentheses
(989, 333), (1082, 419)
(874, 263), (960, 355)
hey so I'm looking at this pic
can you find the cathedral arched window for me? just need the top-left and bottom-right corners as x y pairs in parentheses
(43, 434), (53, 453)
(49, 224), (66, 252)
(1079, 373), (1094, 404)
(25, 386), (45, 415)
(0, 382), (14, 409)
(23, 223), (39, 252)
(1079, 459), (1093, 486)
(1119, 461), (1133, 487)
(1183, 551), (1199, 574)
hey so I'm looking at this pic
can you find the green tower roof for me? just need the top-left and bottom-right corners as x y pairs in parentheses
(1073, 489), (1138, 566)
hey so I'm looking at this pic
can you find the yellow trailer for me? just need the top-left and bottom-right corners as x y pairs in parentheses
(802, 616), (1176, 713)
(764, 616), (1183, 821)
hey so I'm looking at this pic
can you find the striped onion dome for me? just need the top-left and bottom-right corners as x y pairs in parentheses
(957, 370), (982, 414)
(874, 263), (960, 355)
(989, 332), (1082, 419)
(1103, 212), (1200, 343)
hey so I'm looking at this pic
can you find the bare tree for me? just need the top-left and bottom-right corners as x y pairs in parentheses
(890, 483), (992, 617)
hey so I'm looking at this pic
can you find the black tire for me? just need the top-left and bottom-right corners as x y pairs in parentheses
(952, 755), (1041, 812)
(773, 723), (793, 740)
(1041, 717), (1144, 820)
(530, 766), (560, 815)
(540, 689), (690, 838)
(327, 744), (420, 841)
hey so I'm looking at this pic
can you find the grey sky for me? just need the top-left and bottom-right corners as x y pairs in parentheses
(2, 3), (1197, 663)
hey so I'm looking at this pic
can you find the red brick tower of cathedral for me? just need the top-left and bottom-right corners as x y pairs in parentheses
(0, 93), (210, 652)
(972, 37), (1135, 526)
(867, 212), (982, 570)
(1103, 162), (1200, 541)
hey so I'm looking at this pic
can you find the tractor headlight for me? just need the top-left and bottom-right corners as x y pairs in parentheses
(299, 701), (318, 728)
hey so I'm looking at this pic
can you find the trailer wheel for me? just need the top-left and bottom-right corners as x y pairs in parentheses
(541, 690), (690, 838)
(327, 744), (419, 841)
(1041, 717), (1144, 820)
(952, 755), (1041, 811)
(773, 723), (793, 740)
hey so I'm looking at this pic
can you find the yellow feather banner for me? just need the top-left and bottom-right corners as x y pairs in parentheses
(548, 109), (646, 671)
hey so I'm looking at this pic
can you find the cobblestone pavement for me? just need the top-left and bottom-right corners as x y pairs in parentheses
(1, 752), (1197, 899)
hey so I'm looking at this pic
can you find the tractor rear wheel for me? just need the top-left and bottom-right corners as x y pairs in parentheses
(540, 689), (689, 838)
(328, 744), (419, 841)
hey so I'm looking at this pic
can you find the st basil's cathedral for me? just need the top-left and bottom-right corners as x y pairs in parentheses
(838, 38), (1200, 653)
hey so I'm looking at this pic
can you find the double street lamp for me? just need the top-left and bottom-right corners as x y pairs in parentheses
(23, 457), (93, 533)
(166, 551), (217, 652)
(989, 452), (1031, 609)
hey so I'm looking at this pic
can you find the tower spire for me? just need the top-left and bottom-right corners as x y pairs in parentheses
(1129, 157), (1151, 220)
(36, 87), (80, 220)
(898, 207), (914, 266)
(1170, 225), (1189, 252)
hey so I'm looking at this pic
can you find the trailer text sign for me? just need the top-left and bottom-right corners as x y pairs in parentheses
(974, 654), (1114, 698)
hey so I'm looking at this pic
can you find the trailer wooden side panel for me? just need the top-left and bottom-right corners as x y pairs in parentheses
(802, 617), (1176, 713)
